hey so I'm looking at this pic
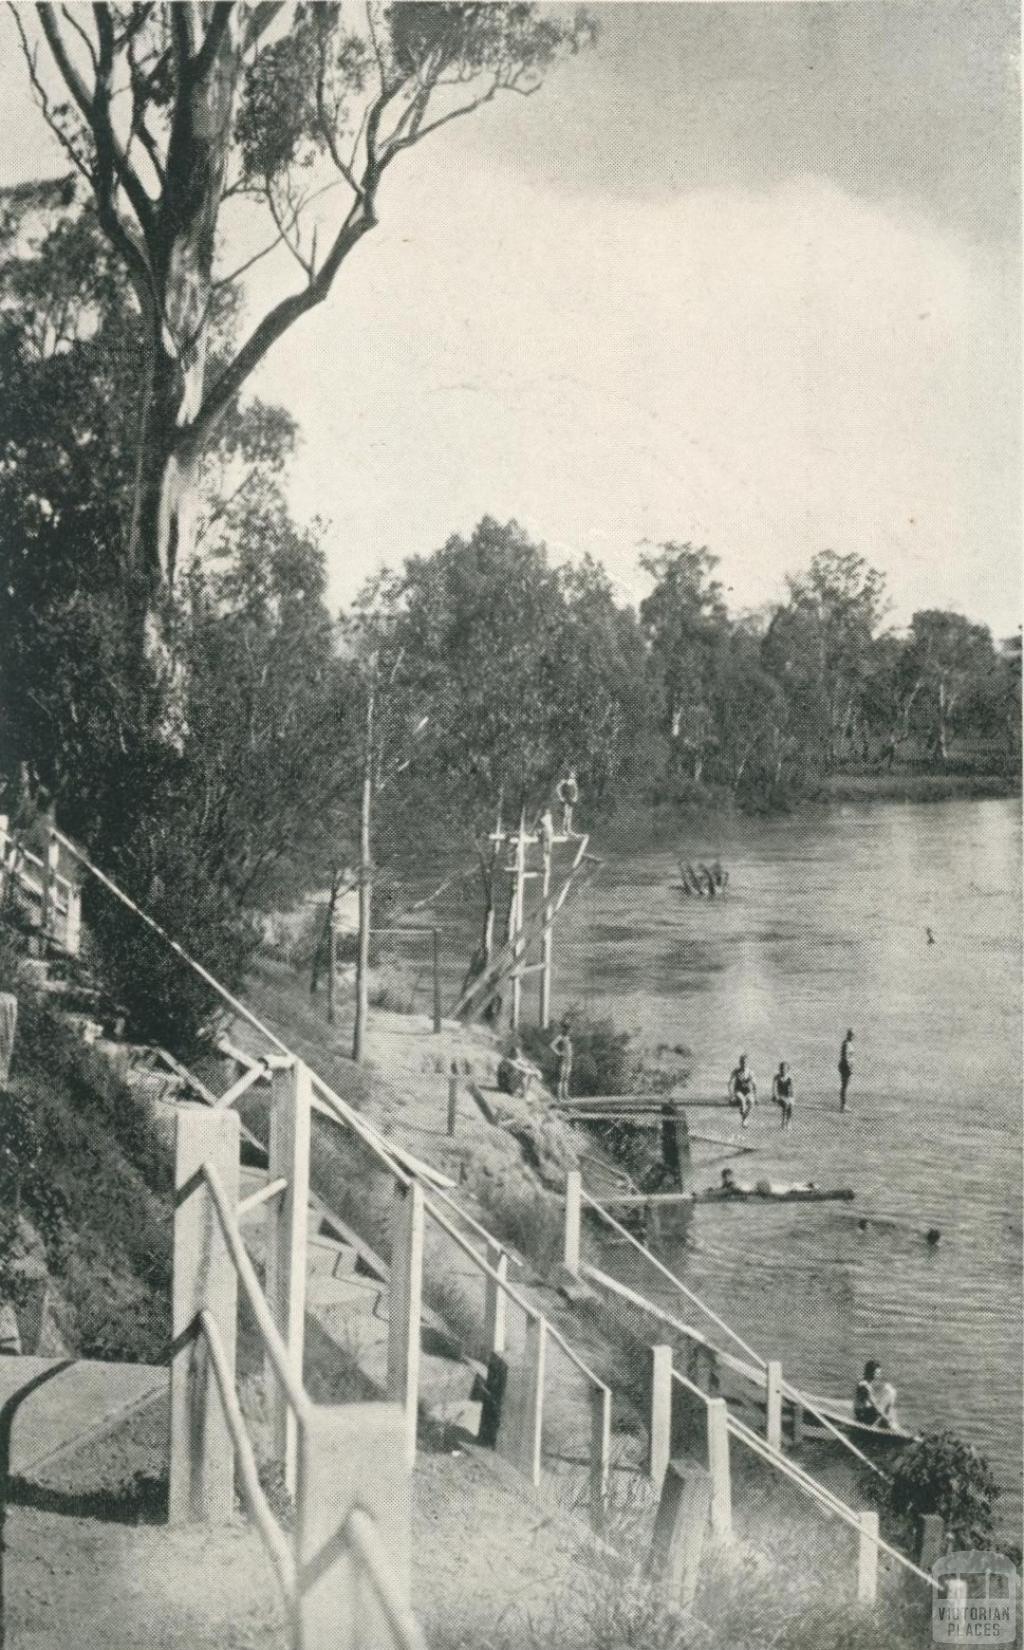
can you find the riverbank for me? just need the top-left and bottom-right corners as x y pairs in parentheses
(813, 770), (1019, 804)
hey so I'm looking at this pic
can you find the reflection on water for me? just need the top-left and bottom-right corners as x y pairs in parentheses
(556, 799), (1022, 1521)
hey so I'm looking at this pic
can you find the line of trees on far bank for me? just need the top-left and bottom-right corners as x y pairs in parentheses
(1, 193), (1019, 1050)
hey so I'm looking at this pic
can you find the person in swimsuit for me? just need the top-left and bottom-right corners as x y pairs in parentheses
(556, 770), (579, 836)
(853, 1358), (899, 1430)
(771, 1061), (795, 1129)
(728, 1054), (757, 1127)
(550, 1019), (574, 1101)
(839, 1028), (854, 1111)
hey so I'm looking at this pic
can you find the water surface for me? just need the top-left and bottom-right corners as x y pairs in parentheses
(551, 799), (1022, 1522)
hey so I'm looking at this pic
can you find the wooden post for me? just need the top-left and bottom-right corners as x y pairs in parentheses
(40, 831), (59, 942)
(483, 1241), (508, 1356)
(539, 822), (553, 1027)
(648, 1460), (712, 1607)
(589, 1383), (611, 1535)
(706, 1398), (732, 1539)
(509, 812), (527, 1032)
(446, 1070), (458, 1138)
(0, 993), (17, 1086)
(916, 1513), (945, 1570)
(647, 1344), (673, 1489)
(169, 1105), (240, 1525)
(857, 1510), (879, 1604)
(326, 916), (337, 1025)
(766, 1360), (783, 1452)
(64, 879), (82, 956)
(386, 1179), (424, 1468)
(0, 814), (7, 901)
(563, 1169), (582, 1275)
(295, 1402), (411, 1650)
(790, 1397), (804, 1445)
(353, 671), (375, 1065)
(507, 1316), (545, 1486)
(266, 1058), (311, 1495)
(432, 929), (442, 1034)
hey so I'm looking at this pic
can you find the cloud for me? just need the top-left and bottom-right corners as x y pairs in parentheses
(252, 156), (1019, 633)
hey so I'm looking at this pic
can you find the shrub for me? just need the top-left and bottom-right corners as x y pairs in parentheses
(867, 1430), (999, 1550)
(520, 1010), (636, 1099)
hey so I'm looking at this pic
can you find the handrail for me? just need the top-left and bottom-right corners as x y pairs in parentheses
(347, 1509), (428, 1650)
(582, 1188), (886, 1480)
(672, 1367), (937, 1591)
(424, 1180), (524, 1268)
(724, 1403), (938, 1589)
(423, 1194), (609, 1394)
(199, 1307), (297, 1599)
(53, 828), (450, 1197)
(202, 1161), (310, 1423)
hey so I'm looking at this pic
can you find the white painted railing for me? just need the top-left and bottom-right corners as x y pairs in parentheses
(0, 819), (82, 956)
(172, 1098), (424, 1650)
(574, 1180), (890, 1481)
(668, 1362), (939, 1604)
(53, 827), (616, 1529)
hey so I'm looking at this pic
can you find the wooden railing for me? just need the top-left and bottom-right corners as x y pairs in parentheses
(50, 829), (616, 1529)
(665, 1361), (938, 1606)
(572, 1179), (891, 1481)
(172, 1094), (425, 1650)
(0, 818), (82, 956)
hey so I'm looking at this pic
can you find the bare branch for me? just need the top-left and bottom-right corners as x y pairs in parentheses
(8, 6), (94, 185)
(212, 178), (344, 290)
(381, 79), (501, 163)
(59, 3), (98, 69)
(194, 190), (376, 447)
(263, 177), (315, 280)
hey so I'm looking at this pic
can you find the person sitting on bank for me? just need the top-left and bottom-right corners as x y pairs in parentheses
(853, 1359), (899, 1430)
(550, 1019), (574, 1101)
(771, 1061), (795, 1129)
(496, 1041), (540, 1100)
(728, 1053), (757, 1127)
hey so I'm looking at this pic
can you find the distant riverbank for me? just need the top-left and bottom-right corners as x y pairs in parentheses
(813, 768), (1019, 804)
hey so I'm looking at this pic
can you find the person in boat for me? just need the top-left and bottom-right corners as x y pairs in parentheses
(550, 1019), (574, 1101)
(839, 1028), (854, 1111)
(728, 1053), (757, 1127)
(853, 1359), (899, 1430)
(719, 1167), (750, 1196)
(771, 1060), (795, 1129)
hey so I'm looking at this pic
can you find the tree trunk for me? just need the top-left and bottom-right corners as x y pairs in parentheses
(937, 682), (949, 762)
(129, 8), (247, 659)
(353, 680), (375, 1065)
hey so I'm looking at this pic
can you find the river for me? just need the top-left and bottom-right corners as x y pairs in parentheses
(409, 797), (1022, 1523)
(551, 796), (1023, 1526)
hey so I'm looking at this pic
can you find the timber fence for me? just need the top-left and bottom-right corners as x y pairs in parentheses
(557, 1172), (941, 1606)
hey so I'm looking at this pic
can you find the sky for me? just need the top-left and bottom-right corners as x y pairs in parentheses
(0, 1), (1020, 634)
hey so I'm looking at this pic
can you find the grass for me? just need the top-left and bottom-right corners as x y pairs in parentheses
(0, 935), (173, 1363)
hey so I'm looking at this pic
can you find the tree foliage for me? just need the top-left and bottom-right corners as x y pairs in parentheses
(10, 1), (594, 670)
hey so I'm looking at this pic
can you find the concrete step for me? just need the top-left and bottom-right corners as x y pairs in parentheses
(0, 1356), (166, 1479)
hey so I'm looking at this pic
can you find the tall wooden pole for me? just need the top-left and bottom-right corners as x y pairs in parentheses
(509, 810), (527, 1032)
(539, 821), (553, 1028)
(353, 670), (375, 1065)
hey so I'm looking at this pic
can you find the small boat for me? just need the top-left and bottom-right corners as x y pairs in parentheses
(794, 1393), (917, 1448)
(696, 1183), (854, 1204)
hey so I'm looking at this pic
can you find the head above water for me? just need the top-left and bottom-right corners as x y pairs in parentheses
(863, 1359), (882, 1381)
(846, 1029), (855, 1040)
(560, 1018), (571, 1033)
(738, 1053), (748, 1066)
(778, 1061), (788, 1074)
